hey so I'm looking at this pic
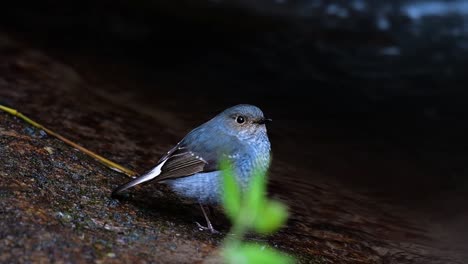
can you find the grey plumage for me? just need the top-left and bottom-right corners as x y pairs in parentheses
(112, 104), (272, 205)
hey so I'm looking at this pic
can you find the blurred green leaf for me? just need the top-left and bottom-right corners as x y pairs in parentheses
(245, 169), (267, 221)
(253, 200), (289, 234)
(224, 243), (295, 264)
(221, 159), (295, 264)
(221, 159), (241, 221)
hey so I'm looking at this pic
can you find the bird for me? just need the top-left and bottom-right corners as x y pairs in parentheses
(112, 104), (272, 233)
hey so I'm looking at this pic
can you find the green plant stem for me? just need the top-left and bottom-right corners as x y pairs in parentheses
(223, 208), (251, 253)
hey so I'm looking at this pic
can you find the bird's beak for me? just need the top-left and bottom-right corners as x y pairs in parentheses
(258, 118), (272, 124)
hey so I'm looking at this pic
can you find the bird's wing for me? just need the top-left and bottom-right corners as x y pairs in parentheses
(157, 131), (245, 179)
(112, 132), (242, 195)
(112, 143), (210, 195)
(154, 145), (213, 180)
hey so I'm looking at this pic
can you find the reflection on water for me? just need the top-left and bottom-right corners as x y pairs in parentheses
(229, 0), (468, 40)
(403, 0), (468, 19)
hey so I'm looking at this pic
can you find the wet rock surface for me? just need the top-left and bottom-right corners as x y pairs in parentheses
(0, 37), (223, 263)
(0, 114), (221, 263)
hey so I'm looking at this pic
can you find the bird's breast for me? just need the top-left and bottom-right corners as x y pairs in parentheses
(234, 136), (271, 188)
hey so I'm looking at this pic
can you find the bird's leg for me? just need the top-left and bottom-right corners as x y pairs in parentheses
(195, 203), (219, 234)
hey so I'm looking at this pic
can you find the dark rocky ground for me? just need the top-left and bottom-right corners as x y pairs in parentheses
(1, 1), (468, 263)
(0, 36), (222, 263)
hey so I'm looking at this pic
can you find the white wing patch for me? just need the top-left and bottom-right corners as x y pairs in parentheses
(112, 159), (168, 195)
(133, 159), (167, 184)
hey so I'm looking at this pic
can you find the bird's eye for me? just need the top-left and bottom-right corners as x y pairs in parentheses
(236, 116), (245, 124)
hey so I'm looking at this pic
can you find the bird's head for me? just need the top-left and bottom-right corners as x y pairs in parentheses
(216, 104), (271, 140)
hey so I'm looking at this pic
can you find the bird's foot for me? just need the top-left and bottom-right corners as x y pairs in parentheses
(195, 221), (219, 234)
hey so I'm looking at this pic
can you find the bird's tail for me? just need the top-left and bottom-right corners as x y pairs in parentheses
(112, 162), (165, 196)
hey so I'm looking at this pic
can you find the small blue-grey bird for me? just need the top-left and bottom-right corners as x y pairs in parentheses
(112, 104), (272, 232)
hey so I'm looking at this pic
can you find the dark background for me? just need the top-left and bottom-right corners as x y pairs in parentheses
(3, 0), (468, 120)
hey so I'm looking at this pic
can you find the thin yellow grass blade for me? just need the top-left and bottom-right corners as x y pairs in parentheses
(0, 104), (137, 177)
